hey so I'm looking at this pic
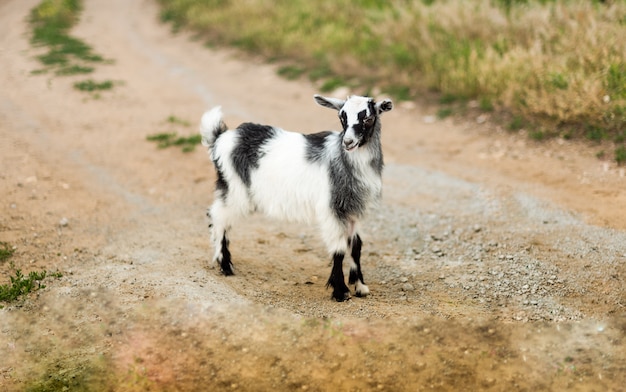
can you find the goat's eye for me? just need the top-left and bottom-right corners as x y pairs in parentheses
(339, 115), (347, 126)
(363, 116), (374, 126)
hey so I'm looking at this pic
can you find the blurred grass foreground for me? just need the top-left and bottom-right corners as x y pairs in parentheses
(157, 0), (625, 142)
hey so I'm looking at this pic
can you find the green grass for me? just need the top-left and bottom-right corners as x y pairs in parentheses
(615, 146), (626, 165)
(0, 243), (62, 304)
(73, 79), (114, 92)
(529, 130), (546, 141)
(29, 0), (114, 93)
(277, 65), (306, 80)
(508, 116), (525, 132)
(156, 0), (626, 161)
(437, 107), (454, 119)
(55, 64), (94, 76)
(146, 115), (201, 152)
(147, 131), (201, 153)
(0, 242), (15, 262)
(166, 115), (191, 127)
(0, 269), (49, 302)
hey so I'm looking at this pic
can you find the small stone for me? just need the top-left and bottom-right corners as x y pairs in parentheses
(401, 283), (415, 292)
(59, 217), (69, 227)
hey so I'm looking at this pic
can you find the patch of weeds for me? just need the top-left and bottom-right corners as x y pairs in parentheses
(508, 115), (525, 131)
(73, 79), (114, 92)
(146, 132), (201, 153)
(606, 63), (626, 99)
(479, 97), (494, 112)
(277, 65), (306, 80)
(529, 129), (545, 141)
(596, 150), (606, 159)
(585, 125), (607, 142)
(437, 107), (454, 119)
(29, 0), (104, 69)
(0, 269), (48, 302)
(383, 85), (412, 101)
(615, 145), (626, 165)
(0, 242), (15, 262)
(548, 72), (569, 90)
(439, 93), (460, 105)
(166, 115), (191, 127)
(29, 0), (116, 92)
(561, 129), (573, 140)
(25, 356), (115, 392)
(55, 64), (94, 76)
(308, 63), (333, 82)
(319, 77), (345, 93)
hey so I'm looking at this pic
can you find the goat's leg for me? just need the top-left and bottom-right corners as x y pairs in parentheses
(208, 201), (234, 276)
(348, 234), (370, 297)
(327, 252), (351, 302)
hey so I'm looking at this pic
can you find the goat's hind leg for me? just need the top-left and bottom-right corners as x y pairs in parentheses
(348, 234), (370, 297)
(208, 201), (234, 276)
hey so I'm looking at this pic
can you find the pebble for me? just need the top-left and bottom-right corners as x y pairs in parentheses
(59, 217), (69, 227)
(401, 283), (415, 292)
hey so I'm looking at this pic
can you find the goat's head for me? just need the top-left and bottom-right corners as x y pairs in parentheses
(315, 94), (393, 152)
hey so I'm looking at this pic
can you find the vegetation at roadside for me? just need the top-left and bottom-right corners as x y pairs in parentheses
(147, 115), (201, 152)
(0, 244), (62, 304)
(73, 79), (115, 92)
(0, 269), (49, 303)
(157, 0), (626, 162)
(0, 242), (15, 262)
(29, 0), (115, 92)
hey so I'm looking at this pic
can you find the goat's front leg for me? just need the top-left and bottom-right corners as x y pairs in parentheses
(348, 234), (370, 297)
(327, 252), (351, 302)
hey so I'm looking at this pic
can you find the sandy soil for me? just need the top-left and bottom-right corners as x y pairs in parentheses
(1, 0), (625, 390)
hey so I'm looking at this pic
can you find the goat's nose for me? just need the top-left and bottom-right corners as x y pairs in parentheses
(343, 138), (354, 147)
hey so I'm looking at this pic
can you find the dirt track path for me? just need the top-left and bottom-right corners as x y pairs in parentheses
(1, 0), (625, 390)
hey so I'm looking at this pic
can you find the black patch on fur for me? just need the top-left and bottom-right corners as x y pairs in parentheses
(220, 234), (233, 276)
(329, 153), (367, 221)
(213, 161), (229, 200)
(348, 234), (364, 285)
(326, 252), (350, 302)
(353, 101), (378, 147)
(231, 123), (276, 186)
(339, 112), (348, 130)
(304, 131), (332, 163)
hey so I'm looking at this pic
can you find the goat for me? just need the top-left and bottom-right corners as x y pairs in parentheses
(200, 94), (393, 301)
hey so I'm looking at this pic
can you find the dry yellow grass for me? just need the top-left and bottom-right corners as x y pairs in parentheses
(158, 0), (626, 147)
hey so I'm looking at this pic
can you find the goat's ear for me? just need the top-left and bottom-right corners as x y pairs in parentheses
(314, 95), (345, 111)
(376, 99), (393, 114)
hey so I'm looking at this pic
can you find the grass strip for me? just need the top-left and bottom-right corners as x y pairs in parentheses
(29, 0), (115, 90)
(157, 0), (626, 161)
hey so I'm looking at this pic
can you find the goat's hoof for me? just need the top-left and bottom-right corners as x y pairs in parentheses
(332, 291), (351, 302)
(355, 283), (370, 297)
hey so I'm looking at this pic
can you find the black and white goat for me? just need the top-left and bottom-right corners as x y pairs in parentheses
(200, 95), (393, 301)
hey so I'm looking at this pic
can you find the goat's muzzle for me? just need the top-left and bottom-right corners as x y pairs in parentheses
(343, 137), (358, 152)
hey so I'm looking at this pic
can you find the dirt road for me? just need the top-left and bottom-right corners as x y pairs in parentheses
(1, 0), (625, 390)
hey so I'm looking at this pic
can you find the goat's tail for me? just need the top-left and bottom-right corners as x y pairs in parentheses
(200, 106), (228, 148)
